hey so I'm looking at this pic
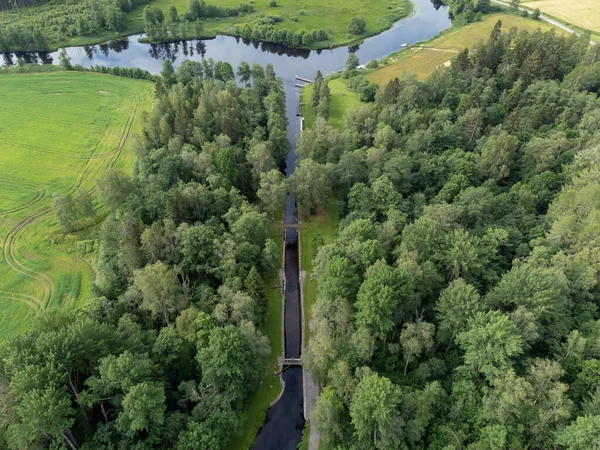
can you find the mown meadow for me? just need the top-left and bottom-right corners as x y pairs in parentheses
(0, 71), (154, 340)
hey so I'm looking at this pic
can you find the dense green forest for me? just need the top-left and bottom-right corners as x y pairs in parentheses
(0, 61), (290, 449)
(0, 0), (153, 51)
(295, 26), (600, 449)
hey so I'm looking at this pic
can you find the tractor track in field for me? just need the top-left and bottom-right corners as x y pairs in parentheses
(0, 94), (139, 311)
(2, 207), (54, 307)
(0, 186), (47, 215)
(0, 290), (41, 313)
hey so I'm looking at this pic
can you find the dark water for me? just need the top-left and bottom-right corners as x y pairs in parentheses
(1, 0), (450, 447)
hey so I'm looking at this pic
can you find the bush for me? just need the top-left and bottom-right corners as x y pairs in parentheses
(269, 0), (276, 6)
(366, 59), (379, 69)
(348, 17), (366, 35)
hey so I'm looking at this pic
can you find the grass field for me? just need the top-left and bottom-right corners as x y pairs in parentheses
(301, 77), (361, 129)
(0, 71), (154, 341)
(366, 13), (559, 83)
(0, 0), (412, 51)
(522, 0), (600, 34)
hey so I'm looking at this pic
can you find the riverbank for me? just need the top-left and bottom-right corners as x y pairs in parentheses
(365, 11), (561, 83)
(0, 0), (412, 53)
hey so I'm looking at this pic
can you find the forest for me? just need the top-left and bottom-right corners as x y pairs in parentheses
(294, 25), (600, 449)
(0, 60), (290, 449)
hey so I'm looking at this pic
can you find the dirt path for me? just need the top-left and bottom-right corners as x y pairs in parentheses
(413, 46), (459, 53)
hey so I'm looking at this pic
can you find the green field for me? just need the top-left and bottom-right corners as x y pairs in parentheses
(0, 0), (413, 51)
(301, 77), (361, 129)
(0, 71), (154, 341)
(366, 13), (559, 83)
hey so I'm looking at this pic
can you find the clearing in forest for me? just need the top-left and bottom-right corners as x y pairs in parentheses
(0, 71), (154, 340)
(521, 0), (600, 34)
(366, 13), (559, 84)
(301, 77), (361, 129)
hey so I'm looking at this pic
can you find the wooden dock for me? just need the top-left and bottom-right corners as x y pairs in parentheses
(295, 75), (314, 83)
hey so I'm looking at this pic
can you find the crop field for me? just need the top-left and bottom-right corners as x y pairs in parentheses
(366, 13), (559, 83)
(522, 0), (600, 34)
(0, 71), (153, 340)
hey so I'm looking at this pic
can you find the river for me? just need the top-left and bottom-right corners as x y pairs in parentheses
(1, 0), (451, 448)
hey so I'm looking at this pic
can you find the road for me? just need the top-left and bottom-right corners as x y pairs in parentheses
(490, 0), (596, 46)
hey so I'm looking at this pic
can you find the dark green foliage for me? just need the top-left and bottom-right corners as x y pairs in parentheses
(233, 21), (328, 48)
(0, 0), (153, 51)
(302, 29), (600, 449)
(348, 17), (366, 35)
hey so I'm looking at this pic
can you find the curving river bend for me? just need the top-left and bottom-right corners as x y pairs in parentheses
(1, 1), (451, 448)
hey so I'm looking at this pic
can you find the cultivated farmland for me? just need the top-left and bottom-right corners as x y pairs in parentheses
(521, 0), (600, 34)
(0, 71), (153, 340)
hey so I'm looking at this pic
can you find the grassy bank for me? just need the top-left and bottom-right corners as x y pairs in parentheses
(0, 71), (154, 341)
(0, 0), (412, 52)
(226, 217), (284, 450)
(365, 12), (560, 83)
(301, 77), (361, 129)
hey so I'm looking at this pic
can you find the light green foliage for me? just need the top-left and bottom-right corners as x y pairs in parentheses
(435, 279), (482, 340)
(400, 319), (435, 374)
(117, 382), (166, 437)
(350, 373), (403, 449)
(555, 415), (600, 450)
(133, 261), (188, 325)
(457, 311), (524, 378)
(257, 169), (288, 219)
(355, 260), (414, 339)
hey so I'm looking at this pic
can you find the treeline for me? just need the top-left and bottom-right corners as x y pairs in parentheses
(292, 25), (600, 449)
(232, 19), (329, 48)
(142, 0), (254, 41)
(0, 0), (45, 11)
(0, 62), (290, 449)
(0, 0), (152, 51)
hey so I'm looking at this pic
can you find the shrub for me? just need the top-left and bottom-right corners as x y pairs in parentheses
(269, 0), (276, 6)
(366, 59), (378, 69)
(348, 17), (366, 35)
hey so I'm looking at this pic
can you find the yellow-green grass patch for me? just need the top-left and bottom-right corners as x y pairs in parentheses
(301, 77), (361, 129)
(0, 71), (154, 341)
(366, 13), (560, 83)
(300, 204), (338, 344)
